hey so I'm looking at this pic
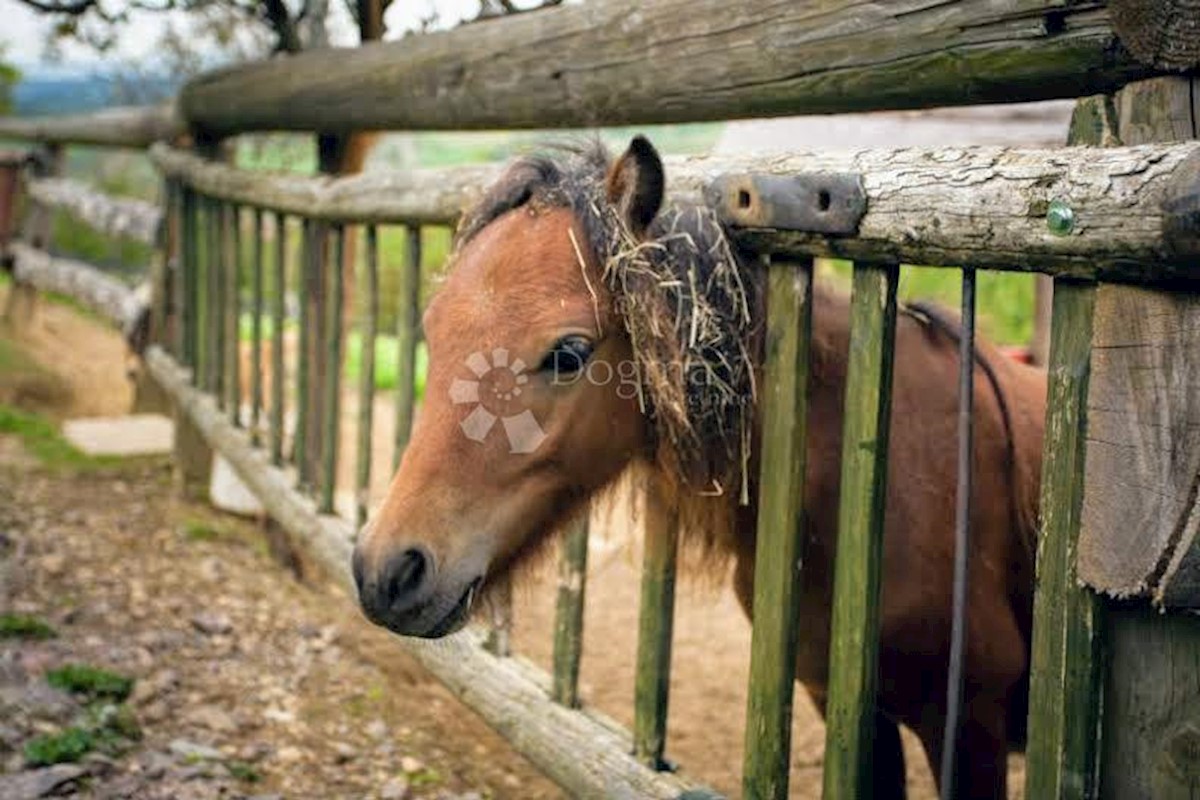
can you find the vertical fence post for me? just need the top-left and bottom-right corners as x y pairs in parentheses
(393, 224), (422, 469)
(226, 203), (242, 425)
(4, 142), (61, 326)
(179, 187), (197, 371)
(295, 219), (312, 488)
(634, 488), (680, 770)
(741, 256), (813, 800)
(319, 225), (345, 515)
(270, 212), (287, 467)
(822, 261), (899, 800)
(1024, 280), (1104, 798)
(552, 514), (590, 707)
(483, 574), (514, 658)
(356, 225), (379, 527)
(250, 207), (265, 444)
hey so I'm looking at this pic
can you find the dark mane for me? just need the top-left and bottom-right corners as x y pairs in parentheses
(455, 142), (763, 511)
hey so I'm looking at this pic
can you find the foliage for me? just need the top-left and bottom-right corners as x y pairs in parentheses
(0, 404), (119, 470)
(0, 613), (58, 640)
(0, 47), (19, 116)
(24, 702), (141, 766)
(46, 663), (135, 702)
(24, 726), (95, 766)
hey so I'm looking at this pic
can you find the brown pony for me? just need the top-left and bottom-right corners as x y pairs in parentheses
(352, 138), (1047, 799)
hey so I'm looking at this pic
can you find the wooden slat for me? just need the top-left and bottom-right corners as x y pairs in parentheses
(552, 514), (589, 708)
(356, 225), (379, 527)
(393, 224), (422, 470)
(634, 491), (679, 770)
(0, 104), (181, 148)
(741, 256), (814, 800)
(226, 204), (242, 426)
(250, 208), (265, 445)
(211, 198), (225, 405)
(1024, 279), (1105, 799)
(482, 574), (514, 658)
(270, 212), (287, 467)
(294, 220), (312, 486)
(179, 187), (197, 369)
(319, 226), (345, 515)
(822, 262), (899, 799)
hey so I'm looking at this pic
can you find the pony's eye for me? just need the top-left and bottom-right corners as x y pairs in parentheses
(539, 335), (594, 376)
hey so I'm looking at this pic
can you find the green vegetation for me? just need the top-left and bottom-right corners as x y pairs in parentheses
(46, 663), (135, 703)
(24, 726), (95, 766)
(226, 761), (263, 782)
(0, 613), (58, 640)
(0, 404), (119, 470)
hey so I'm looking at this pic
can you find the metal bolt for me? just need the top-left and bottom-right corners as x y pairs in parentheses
(1047, 199), (1075, 236)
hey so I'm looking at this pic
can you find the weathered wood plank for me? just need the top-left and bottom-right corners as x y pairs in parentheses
(143, 345), (716, 800)
(634, 491), (679, 770)
(319, 226), (345, 515)
(355, 226), (378, 528)
(270, 212), (287, 467)
(822, 262), (899, 800)
(552, 514), (589, 708)
(149, 142), (1200, 280)
(1110, 0), (1200, 71)
(0, 104), (182, 148)
(741, 256), (813, 800)
(392, 225), (422, 470)
(1079, 285), (1200, 603)
(250, 208), (265, 445)
(9, 243), (143, 329)
(25, 178), (161, 246)
(180, 1), (1162, 137)
(1024, 280), (1105, 800)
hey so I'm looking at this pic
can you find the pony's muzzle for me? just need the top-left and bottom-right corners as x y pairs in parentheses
(353, 544), (436, 631)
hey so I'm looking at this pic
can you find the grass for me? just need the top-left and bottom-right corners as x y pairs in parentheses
(24, 726), (95, 766)
(46, 664), (135, 703)
(23, 703), (141, 767)
(226, 761), (262, 782)
(0, 613), (57, 640)
(0, 404), (119, 471)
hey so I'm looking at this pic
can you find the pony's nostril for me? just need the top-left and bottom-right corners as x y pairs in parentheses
(385, 548), (430, 608)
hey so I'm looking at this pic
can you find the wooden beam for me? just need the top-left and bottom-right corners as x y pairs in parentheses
(180, 0), (1163, 137)
(149, 142), (1200, 280)
(141, 346), (717, 800)
(0, 105), (182, 149)
(10, 243), (143, 329)
(25, 178), (162, 246)
(1110, 0), (1200, 71)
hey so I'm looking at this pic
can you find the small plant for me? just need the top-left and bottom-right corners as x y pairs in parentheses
(0, 613), (57, 640)
(47, 664), (134, 703)
(180, 518), (222, 542)
(226, 760), (263, 782)
(24, 727), (95, 766)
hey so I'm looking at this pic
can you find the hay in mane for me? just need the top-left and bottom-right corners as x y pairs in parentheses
(455, 142), (762, 509)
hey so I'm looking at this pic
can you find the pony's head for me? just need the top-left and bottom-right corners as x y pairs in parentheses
(353, 137), (757, 637)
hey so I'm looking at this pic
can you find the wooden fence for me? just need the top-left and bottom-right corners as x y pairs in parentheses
(3, 1), (1200, 798)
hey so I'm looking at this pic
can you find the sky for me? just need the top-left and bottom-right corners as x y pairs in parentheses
(2, 0), (482, 68)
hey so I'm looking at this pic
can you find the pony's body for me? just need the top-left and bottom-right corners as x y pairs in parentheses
(353, 139), (1046, 798)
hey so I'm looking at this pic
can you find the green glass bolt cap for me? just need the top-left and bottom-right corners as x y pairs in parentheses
(1047, 199), (1075, 236)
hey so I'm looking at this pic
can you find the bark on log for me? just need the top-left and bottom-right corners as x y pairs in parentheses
(1111, 0), (1200, 71)
(10, 243), (142, 329)
(151, 141), (1200, 280)
(26, 179), (162, 246)
(0, 105), (183, 149)
(180, 0), (1164, 137)
(142, 346), (719, 800)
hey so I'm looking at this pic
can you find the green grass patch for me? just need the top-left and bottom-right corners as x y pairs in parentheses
(24, 726), (95, 766)
(46, 664), (134, 703)
(179, 518), (224, 542)
(0, 613), (57, 640)
(226, 761), (263, 782)
(0, 405), (119, 471)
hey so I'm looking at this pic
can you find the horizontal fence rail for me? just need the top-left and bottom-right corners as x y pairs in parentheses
(152, 143), (1200, 280)
(178, 0), (1165, 136)
(27, 177), (162, 246)
(0, 104), (182, 149)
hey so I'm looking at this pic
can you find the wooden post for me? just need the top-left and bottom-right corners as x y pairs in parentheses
(822, 262), (899, 800)
(633, 489), (679, 770)
(393, 224), (422, 470)
(294, 219), (312, 489)
(250, 207), (265, 444)
(225, 203), (241, 425)
(552, 514), (589, 708)
(1023, 280), (1104, 798)
(355, 225), (379, 527)
(741, 256), (813, 800)
(319, 225), (345, 514)
(4, 143), (61, 327)
(270, 211), (286, 467)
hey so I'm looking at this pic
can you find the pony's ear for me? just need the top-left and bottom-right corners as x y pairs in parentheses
(606, 136), (664, 238)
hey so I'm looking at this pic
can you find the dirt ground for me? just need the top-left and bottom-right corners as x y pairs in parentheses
(0, 291), (1024, 798)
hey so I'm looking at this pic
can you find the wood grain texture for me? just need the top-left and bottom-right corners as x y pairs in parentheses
(1111, 0), (1200, 70)
(634, 490), (679, 770)
(1024, 280), (1105, 800)
(143, 346), (715, 800)
(552, 515), (589, 708)
(26, 178), (162, 246)
(179, 0), (1162, 136)
(822, 263), (900, 800)
(151, 142), (1200, 279)
(1079, 285), (1200, 603)
(741, 258), (813, 800)
(0, 104), (182, 148)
